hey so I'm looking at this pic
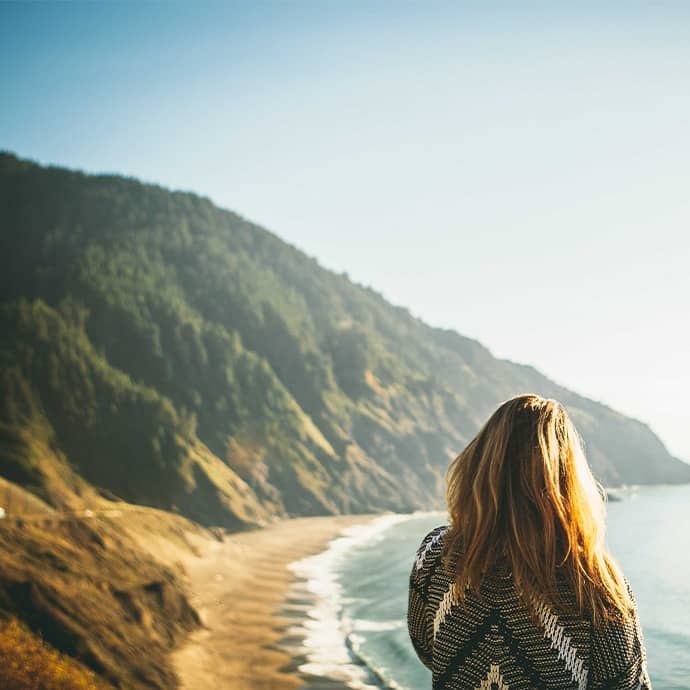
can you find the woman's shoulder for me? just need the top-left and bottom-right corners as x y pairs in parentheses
(412, 523), (450, 573)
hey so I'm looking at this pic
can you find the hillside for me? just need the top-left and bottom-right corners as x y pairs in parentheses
(1, 152), (688, 529)
(0, 485), (205, 689)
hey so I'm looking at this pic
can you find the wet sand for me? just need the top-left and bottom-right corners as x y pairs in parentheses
(171, 513), (383, 690)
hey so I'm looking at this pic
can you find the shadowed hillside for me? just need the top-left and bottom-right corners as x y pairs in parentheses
(0, 491), (204, 689)
(1, 152), (688, 529)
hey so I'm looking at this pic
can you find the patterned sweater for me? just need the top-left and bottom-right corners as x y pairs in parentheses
(407, 525), (652, 690)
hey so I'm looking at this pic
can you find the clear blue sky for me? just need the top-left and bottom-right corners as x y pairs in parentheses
(2, 2), (689, 460)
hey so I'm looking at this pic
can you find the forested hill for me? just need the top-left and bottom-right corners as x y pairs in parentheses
(1, 152), (688, 529)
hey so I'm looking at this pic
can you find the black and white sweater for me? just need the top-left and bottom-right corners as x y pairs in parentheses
(407, 525), (652, 690)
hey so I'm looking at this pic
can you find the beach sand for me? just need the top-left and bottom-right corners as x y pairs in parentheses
(171, 513), (383, 690)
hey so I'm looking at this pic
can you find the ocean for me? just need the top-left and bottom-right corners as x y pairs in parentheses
(283, 484), (690, 690)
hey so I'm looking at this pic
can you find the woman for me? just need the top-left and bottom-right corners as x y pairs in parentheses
(408, 394), (651, 690)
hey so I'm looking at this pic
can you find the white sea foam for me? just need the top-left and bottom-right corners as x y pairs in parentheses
(285, 511), (418, 689)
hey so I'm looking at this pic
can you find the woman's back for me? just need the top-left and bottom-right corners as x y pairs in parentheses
(408, 524), (651, 690)
(407, 394), (653, 689)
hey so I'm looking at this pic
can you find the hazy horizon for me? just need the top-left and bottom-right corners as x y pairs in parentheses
(2, 1), (688, 459)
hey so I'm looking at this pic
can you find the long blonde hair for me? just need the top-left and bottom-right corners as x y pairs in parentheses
(442, 393), (633, 623)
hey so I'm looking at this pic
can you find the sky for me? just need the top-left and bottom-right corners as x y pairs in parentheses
(1, 1), (689, 460)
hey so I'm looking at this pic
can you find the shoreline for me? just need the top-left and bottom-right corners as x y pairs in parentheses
(275, 512), (416, 690)
(170, 512), (388, 690)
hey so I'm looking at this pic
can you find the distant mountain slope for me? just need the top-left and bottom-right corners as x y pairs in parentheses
(1, 152), (688, 527)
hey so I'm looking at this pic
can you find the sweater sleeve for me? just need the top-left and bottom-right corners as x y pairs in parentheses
(588, 577), (652, 690)
(407, 524), (448, 671)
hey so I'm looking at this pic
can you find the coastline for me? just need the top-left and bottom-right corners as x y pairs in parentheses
(170, 512), (388, 690)
(276, 512), (416, 690)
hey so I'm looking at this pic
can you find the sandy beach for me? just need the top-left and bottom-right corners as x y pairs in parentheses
(171, 513), (384, 690)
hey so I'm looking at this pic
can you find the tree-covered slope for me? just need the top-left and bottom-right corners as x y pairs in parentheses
(1, 152), (688, 527)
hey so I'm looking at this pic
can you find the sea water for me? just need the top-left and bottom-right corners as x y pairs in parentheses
(288, 484), (690, 690)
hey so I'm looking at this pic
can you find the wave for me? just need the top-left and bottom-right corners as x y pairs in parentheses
(284, 512), (419, 690)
